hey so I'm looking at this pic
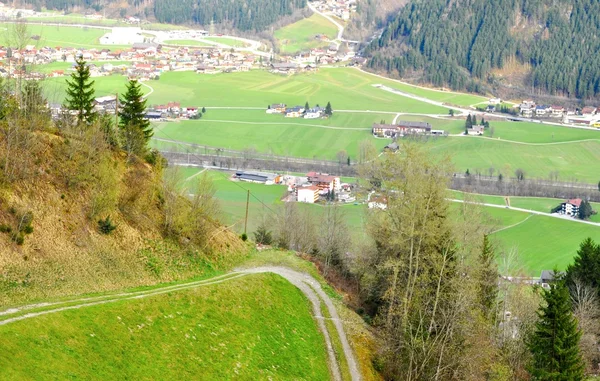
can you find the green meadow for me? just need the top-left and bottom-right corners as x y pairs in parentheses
(0, 23), (130, 50)
(0, 274), (330, 380)
(42, 68), (449, 113)
(178, 169), (600, 276)
(203, 36), (249, 47)
(450, 190), (600, 223)
(421, 136), (600, 183)
(152, 116), (387, 160)
(142, 69), (449, 113)
(274, 13), (338, 53)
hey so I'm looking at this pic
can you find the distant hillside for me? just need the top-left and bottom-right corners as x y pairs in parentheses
(365, 0), (600, 99)
(17, 0), (307, 32)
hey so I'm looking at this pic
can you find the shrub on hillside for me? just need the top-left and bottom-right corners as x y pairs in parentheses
(98, 216), (117, 235)
(0, 224), (12, 233)
(254, 224), (273, 245)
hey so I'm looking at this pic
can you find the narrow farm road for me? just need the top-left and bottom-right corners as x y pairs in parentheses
(307, 1), (345, 42)
(0, 267), (361, 381)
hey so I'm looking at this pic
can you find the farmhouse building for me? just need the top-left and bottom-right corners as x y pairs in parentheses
(270, 63), (298, 74)
(372, 121), (433, 138)
(297, 186), (319, 203)
(368, 195), (388, 210)
(561, 198), (582, 217)
(306, 172), (341, 192)
(467, 125), (485, 135)
(285, 106), (305, 118)
(235, 171), (281, 185)
(267, 103), (287, 114)
(304, 107), (324, 119)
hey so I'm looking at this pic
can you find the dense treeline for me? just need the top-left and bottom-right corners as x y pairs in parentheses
(366, 0), (600, 98)
(18, 0), (306, 32)
(152, 0), (306, 31)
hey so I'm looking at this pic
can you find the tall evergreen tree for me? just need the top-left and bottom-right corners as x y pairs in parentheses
(304, 101), (309, 111)
(64, 56), (96, 125)
(528, 273), (585, 380)
(477, 235), (498, 320)
(465, 114), (473, 130)
(578, 201), (593, 220)
(565, 238), (600, 295)
(472, 115), (477, 126)
(325, 101), (333, 117)
(119, 79), (152, 142)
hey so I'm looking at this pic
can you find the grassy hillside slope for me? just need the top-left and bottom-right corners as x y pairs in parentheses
(0, 273), (330, 380)
(0, 124), (247, 307)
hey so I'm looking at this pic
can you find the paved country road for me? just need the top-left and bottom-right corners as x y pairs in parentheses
(0, 267), (361, 381)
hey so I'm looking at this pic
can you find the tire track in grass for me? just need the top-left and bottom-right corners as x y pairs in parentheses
(0, 267), (362, 381)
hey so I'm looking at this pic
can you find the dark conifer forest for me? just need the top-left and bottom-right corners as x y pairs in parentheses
(365, 0), (600, 98)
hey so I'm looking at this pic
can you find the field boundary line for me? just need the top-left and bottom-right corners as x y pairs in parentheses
(490, 214), (535, 234)
(190, 119), (371, 130)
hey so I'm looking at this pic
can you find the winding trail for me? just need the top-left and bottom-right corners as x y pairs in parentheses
(139, 81), (154, 99)
(0, 267), (361, 381)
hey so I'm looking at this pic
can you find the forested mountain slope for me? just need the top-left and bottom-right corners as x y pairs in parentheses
(18, 0), (307, 32)
(365, 0), (600, 99)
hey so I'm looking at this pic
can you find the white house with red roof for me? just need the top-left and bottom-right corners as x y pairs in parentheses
(561, 198), (582, 217)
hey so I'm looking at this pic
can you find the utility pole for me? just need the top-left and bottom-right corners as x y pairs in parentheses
(244, 190), (250, 235)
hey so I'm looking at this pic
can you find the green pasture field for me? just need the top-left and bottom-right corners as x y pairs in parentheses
(0, 23), (129, 50)
(449, 190), (600, 223)
(40, 68), (449, 113)
(142, 69), (449, 113)
(493, 214), (600, 275)
(274, 13), (338, 54)
(0, 273), (330, 380)
(420, 136), (600, 183)
(203, 37), (249, 47)
(482, 120), (600, 143)
(351, 68), (487, 107)
(177, 168), (598, 275)
(163, 39), (211, 47)
(152, 118), (386, 160)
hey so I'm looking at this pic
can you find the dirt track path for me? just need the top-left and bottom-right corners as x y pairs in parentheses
(0, 267), (361, 381)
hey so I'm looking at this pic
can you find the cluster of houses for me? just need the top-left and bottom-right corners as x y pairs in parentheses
(0, 40), (262, 80)
(233, 170), (355, 204)
(291, 45), (353, 64)
(266, 104), (328, 119)
(145, 102), (201, 120)
(310, 0), (357, 21)
(372, 121), (445, 139)
(519, 100), (600, 126)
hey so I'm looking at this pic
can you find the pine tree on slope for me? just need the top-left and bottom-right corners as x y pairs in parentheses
(64, 56), (96, 125)
(528, 273), (584, 380)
